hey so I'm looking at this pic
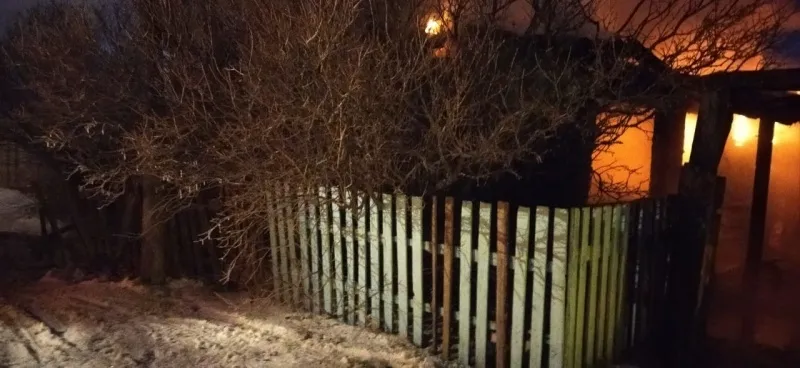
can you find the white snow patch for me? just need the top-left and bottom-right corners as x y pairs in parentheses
(0, 277), (434, 367)
(0, 188), (42, 235)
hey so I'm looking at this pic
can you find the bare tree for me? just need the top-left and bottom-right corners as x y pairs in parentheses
(0, 0), (793, 284)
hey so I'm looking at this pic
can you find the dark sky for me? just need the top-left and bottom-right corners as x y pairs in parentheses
(777, 0), (800, 64)
(2, 0), (800, 65)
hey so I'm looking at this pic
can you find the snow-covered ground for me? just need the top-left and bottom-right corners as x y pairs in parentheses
(0, 276), (436, 368)
(0, 187), (42, 235)
(0, 187), (438, 367)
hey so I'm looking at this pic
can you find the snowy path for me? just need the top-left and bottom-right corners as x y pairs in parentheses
(0, 277), (433, 368)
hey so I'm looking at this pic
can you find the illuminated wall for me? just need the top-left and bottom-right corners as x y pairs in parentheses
(589, 119), (653, 203)
(682, 115), (800, 272)
(595, 112), (800, 268)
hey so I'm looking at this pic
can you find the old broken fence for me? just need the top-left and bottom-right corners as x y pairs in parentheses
(266, 189), (670, 368)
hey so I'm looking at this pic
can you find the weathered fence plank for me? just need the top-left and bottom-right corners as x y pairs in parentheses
(510, 207), (530, 368)
(475, 202), (492, 367)
(605, 205), (623, 359)
(442, 198), (455, 359)
(576, 207), (591, 366)
(331, 188), (345, 319)
(529, 206), (548, 368)
(382, 194), (395, 333)
(369, 198), (381, 328)
(550, 208), (569, 367)
(565, 208), (581, 368)
(431, 199), (439, 351)
(298, 192), (311, 310)
(319, 188), (333, 314)
(309, 194), (321, 313)
(614, 207), (630, 355)
(458, 201), (473, 364)
(496, 202), (510, 368)
(277, 186), (291, 303)
(396, 195), (410, 338)
(345, 191), (357, 324)
(597, 206), (613, 361)
(357, 194), (369, 325)
(586, 207), (604, 363)
(411, 196), (424, 345)
(285, 184), (300, 306)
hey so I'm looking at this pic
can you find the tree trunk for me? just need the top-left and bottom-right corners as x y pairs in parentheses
(140, 176), (166, 285)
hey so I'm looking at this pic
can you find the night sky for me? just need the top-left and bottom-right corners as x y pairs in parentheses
(1, 0), (800, 66)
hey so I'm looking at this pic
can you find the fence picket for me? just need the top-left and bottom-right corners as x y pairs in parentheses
(549, 208), (569, 367)
(309, 194), (321, 313)
(411, 196), (424, 345)
(442, 198), (455, 359)
(597, 206), (613, 360)
(284, 184), (300, 306)
(529, 206), (549, 368)
(616, 205), (632, 354)
(298, 192), (311, 310)
(496, 202), (510, 368)
(586, 207), (603, 363)
(396, 195), (410, 338)
(632, 203), (646, 345)
(458, 202), (474, 364)
(576, 208), (591, 366)
(382, 194), (395, 333)
(345, 191), (357, 324)
(431, 199), (439, 351)
(605, 205), (623, 359)
(331, 188), (345, 319)
(510, 207), (530, 368)
(277, 186), (291, 303)
(319, 188), (333, 314)
(565, 208), (582, 368)
(475, 202), (492, 367)
(357, 194), (369, 326)
(369, 198), (382, 328)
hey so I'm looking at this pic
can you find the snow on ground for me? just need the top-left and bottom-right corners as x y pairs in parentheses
(0, 187), (44, 235)
(0, 276), (436, 368)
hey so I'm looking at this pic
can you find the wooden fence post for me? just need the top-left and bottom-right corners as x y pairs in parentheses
(495, 202), (510, 368)
(458, 202), (474, 364)
(442, 198), (455, 359)
(431, 198), (438, 351)
(668, 89), (733, 365)
(742, 118), (775, 341)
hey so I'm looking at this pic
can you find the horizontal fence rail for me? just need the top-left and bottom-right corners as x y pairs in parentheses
(267, 187), (670, 368)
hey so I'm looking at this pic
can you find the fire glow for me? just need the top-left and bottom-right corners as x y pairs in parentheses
(425, 17), (444, 35)
(682, 113), (791, 163)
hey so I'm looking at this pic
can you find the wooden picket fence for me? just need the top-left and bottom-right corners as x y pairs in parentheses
(267, 187), (671, 368)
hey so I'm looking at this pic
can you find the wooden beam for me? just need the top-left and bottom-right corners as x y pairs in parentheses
(730, 90), (800, 124)
(741, 118), (775, 342)
(665, 89), (734, 365)
(689, 90), (734, 172)
(703, 68), (800, 91)
(650, 105), (686, 197)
